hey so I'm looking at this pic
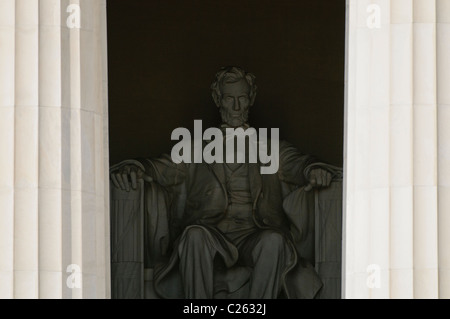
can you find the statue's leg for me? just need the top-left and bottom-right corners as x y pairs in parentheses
(177, 225), (218, 299)
(238, 230), (292, 299)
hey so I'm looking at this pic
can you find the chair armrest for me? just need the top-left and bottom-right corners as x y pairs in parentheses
(110, 179), (145, 299)
(314, 179), (343, 299)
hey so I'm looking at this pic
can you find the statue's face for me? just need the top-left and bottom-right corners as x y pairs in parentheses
(219, 79), (251, 127)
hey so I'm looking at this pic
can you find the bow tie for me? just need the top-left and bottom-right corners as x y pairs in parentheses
(220, 123), (258, 143)
(220, 123), (250, 131)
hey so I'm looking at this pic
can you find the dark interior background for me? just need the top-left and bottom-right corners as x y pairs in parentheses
(107, 0), (345, 166)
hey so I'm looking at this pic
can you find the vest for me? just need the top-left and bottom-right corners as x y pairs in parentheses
(216, 162), (258, 244)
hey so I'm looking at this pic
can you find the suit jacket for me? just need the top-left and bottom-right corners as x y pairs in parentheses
(138, 140), (323, 298)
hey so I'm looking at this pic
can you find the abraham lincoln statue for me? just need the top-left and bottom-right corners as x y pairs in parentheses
(110, 66), (341, 299)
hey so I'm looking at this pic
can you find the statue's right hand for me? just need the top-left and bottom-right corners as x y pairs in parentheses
(110, 160), (153, 191)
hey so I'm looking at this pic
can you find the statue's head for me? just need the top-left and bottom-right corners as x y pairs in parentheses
(211, 66), (257, 127)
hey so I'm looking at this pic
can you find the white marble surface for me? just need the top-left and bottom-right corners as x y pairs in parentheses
(0, 0), (109, 299)
(345, 0), (450, 299)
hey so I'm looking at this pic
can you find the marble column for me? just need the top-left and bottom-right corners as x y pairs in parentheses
(437, 0), (450, 299)
(344, 0), (450, 298)
(0, 0), (110, 299)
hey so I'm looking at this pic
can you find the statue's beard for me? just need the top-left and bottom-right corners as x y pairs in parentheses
(220, 108), (249, 128)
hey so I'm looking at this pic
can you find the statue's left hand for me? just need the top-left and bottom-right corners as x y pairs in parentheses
(304, 168), (332, 192)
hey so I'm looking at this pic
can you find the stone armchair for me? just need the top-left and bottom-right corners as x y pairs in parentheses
(110, 169), (343, 299)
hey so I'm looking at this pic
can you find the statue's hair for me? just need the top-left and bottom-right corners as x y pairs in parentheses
(211, 66), (257, 105)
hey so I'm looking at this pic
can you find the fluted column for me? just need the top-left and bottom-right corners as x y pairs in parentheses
(0, 0), (110, 299)
(344, 0), (450, 298)
(437, 0), (450, 299)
